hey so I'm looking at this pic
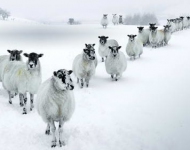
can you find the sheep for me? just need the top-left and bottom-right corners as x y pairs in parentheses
(72, 44), (97, 88)
(2, 52), (43, 114)
(0, 49), (23, 82)
(105, 46), (127, 81)
(149, 27), (164, 48)
(112, 14), (119, 25)
(84, 44), (98, 67)
(119, 15), (123, 24)
(149, 23), (156, 28)
(126, 35), (143, 60)
(36, 69), (75, 148)
(101, 14), (108, 28)
(137, 26), (150, 46)
(187, 17), (190, 28)
(98, 36), (119, 62)
(167, 19), (176, 33)
(163, 25), (172, 45)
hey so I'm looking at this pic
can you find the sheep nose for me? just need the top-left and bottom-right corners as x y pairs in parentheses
(11, 58), (15, 61)
(30, 64), (34, 68)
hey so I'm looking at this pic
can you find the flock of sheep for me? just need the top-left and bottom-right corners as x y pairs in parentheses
(0, 15), (190, 148)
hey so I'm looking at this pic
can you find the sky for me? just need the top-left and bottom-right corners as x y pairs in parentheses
(0, 0), (190, 23)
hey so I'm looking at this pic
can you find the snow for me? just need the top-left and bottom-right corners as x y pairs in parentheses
(0, 20), (190, 150)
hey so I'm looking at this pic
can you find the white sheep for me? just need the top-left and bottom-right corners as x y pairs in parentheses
(163, 25), (172, 45)
(101, 14), (108, 28)
(0, 49), (23, 82)
(149, 27), (164, 48)
(167, 19), (176, 33)
(2, 52), (43, 114)
(72, 44), (97, 88)
(36, 69), (75, 148)
(126, 35), (143, 60)
(98, 36), (119, 62)
(137, 27), (150, 46)
(112, 14), (119, 25)
(105, 46), (127, 81)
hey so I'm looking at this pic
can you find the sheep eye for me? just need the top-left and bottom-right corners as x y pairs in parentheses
(58, 75), (62, 79)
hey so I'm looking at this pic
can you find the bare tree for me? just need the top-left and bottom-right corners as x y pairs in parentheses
(0, 8), (10, 20)
(68, 18), (74, 25)
(124, 13), (158, 25)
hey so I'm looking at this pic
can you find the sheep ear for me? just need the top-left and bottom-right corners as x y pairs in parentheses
(83, 49), (88, 53)
(23, 53), (29, 57)
(163, 25), (166, 27)
(38, 54), (44, 58)
(154, 23), (156, 25)
(92, 44), (95, 46)
(68, 70), (73, 75)
(19, 50), (23, 54)
(53, 71), (57, 76)
(106, 36), (109, 39)
(134, 35), (137, 37)
(127, 35), (130, 37)
(7, 50), (11, 53)
(137, 27), (140, 29)
(155, 27), (158, 29)
(108, 46), (112, 50)
(85, 44), (88, 47)
(98, 36), (101, 38)
(117, 46), (122, 50)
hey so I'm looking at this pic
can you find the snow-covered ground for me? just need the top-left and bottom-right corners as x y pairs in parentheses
(0, 20), (190, 150)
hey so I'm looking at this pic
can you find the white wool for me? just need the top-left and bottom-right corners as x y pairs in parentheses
(105, 51), (127, 77)
(101, 18), (108, 27)
(72, 53), (96, 80)
(126, 38), (143, 58)
(98, 39), (119, 58)
(36, 78), (75, 123)
(149, 30), (164, 48)
(137, 29), (150, 45)
(112, 15), (119, 25)
(2, 61), (42, 94)
(167, 21), (176, 33)
(164, 30), (171, 45)
(0, 55), (23, 82)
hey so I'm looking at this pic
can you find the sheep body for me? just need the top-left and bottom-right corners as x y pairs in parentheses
(0, 55), (9, 82)
(37, 78), (75, 123)
(137, 29), (150, 46)
(149, 29), (164, 48)
(101, 17), (108, 28)
(126, 38), (143, 59)
(105, 51), (127, 81)
(3, 61), (41, 94)
(112, 15), (119, 25)
(99, 39), (119, 58)
(72, 52), (96, 87)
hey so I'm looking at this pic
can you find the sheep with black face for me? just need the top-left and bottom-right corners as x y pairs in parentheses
(98, 36), (119, 62)
(2, 52), (43, 114)
(101, 14), (108, 28)
(105, 46), (127, 81)
(119, 15), (123, 24)
(163, 25), (172, 45)
(36, 69), (75, 148)
(72, 44), (97, 88)
(0, 49), (23, 82)
(149, 27), (164, 48)
(137, 26), (150, 46)
(126, 35), (143, 60)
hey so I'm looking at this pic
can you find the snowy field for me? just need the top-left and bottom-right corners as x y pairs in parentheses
(0, 20), (190, 150)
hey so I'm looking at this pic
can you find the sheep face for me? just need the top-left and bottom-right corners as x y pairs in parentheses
(24, 52), (43, 69)
(83, 47), (96, 60)
(103, 14), (108, 19)
(180, 16), (184, 20)
(98, 36), (109, 45)
(127, 34), (137, 42)
(53, 69), (74, 91)
(164, 25), (171, 32)
(149, 23), (156, 28)
(7, 49), (23, 61)
(187, 17), (190, 20)
(108, 46), (121, 58)
(137, 27), (144, 33)
(150, 27), (158, 33)
(119, 15), (122, 18)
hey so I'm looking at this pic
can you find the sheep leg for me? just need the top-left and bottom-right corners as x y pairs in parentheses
(111, 74), (115, 81)
(102, 57), (104, 62)
(58, 119), (65, 147)
(77, 78), (79, 83)
(45, 123), (50, 135)
(85, 78), (90, 87)
(115, 74), (121, 81)
(80, 79), (84, 88)
(8, 91), (12, 104)
(50, 120), (56, 147)
(23, 93), (27, 115)
(19, 94), (24, 107)
(30, 93), (34, 111)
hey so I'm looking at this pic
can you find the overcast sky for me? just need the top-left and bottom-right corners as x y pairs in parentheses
(1, 0), (190, 22)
